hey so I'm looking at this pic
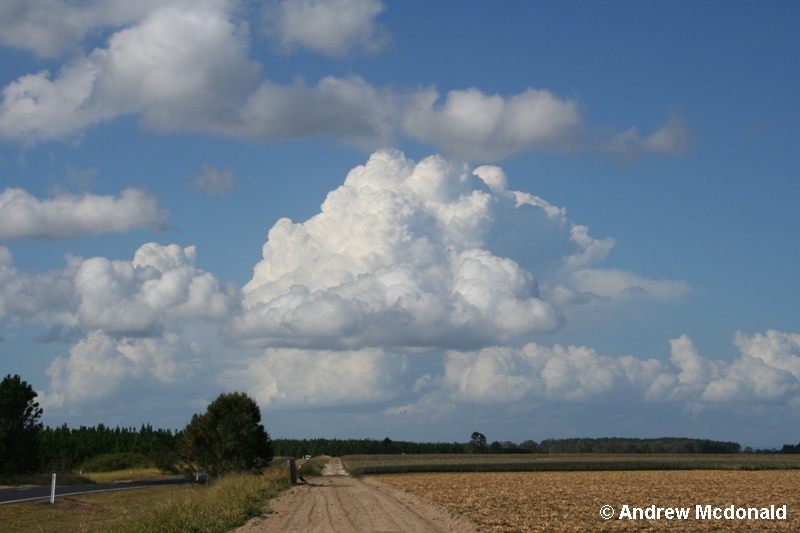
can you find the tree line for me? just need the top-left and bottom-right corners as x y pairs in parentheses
(536, 437), (741, 454)
(1, 374), (272, 479)
(3, 373), (790, 480)
(272, 434), (743, 457)
(273, 437), (467, 457)
(37, 423), (181, 473)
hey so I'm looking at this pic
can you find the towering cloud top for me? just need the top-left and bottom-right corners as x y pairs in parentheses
(228, 149), (681, 350)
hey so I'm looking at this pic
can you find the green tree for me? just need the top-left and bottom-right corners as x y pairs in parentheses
(0, 374), (43, 475)
(465, 431), (488, 454)
(182, 392), (272, 477)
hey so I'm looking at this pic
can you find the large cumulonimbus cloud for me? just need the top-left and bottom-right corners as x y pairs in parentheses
(2, 149), (796, 420)
(0, 0), (688, 159)
(227, 149), (686, 350)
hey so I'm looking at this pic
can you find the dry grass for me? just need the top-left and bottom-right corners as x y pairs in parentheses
(81, 468), (167, 484)
(0, 467), (291, 533)
(0, 484), (193, 532)
(378, 470), (800, 532)
(109, 466), (291, 533)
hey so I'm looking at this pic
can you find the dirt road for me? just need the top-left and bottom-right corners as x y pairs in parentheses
(235, 458), (482, 533)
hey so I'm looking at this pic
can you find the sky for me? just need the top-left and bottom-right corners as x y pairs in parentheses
(0, 0), (798, 449)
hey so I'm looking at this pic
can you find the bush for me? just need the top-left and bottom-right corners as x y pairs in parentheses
(299, 459), (324, 477)
(81, 452), (150, 472)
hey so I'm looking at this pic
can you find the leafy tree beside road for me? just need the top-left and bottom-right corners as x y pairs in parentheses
(0, 374), (43, 475)
(182, 392), (273, 477)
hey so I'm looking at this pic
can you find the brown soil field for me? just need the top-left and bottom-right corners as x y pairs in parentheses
(377, 470), (800, 532)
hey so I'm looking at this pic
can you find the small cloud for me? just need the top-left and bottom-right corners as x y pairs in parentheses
(191, 164), (239, 196)
(403, 87), (583, 161)
(606, 115), (691, 160)
(263, 0), (389, 57)
(0, 187), (169, 239)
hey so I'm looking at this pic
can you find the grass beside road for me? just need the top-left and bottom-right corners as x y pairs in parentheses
(0, 466), (291, 533)
(81, 468), (169, 484)
(1, 468), (167, 488)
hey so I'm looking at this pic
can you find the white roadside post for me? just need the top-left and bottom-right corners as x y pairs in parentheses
(50, 473), (56, 504)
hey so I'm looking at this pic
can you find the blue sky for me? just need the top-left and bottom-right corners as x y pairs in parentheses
(0, 0), (798, 448)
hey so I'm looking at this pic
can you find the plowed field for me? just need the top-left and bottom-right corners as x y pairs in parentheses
(378, 470), (800, 532)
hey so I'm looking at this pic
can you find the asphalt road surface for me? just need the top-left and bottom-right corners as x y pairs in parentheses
(0, 477), (195, 505)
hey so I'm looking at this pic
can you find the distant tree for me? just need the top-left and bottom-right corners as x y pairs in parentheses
(500, 441), (518, 451)
(0, 374), (43, 475)
(182, 392), (272, 477)
(465, 431), (488, 454)
(381, 437), (397, 454)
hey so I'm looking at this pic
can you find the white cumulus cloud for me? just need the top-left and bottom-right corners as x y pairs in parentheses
(0, 187), (168, 239)
(0, 2), (688, 160)
(404, 87), (584, 160)
(72, 243), (239, 335)
(229, 150), (568, 349)
(0, 242), (237, 334)
(227, 149), (683, 350)
(0, 0), (162, 58)
(433, 330), (800, 410)
(40, 330), (204, 409)
(0, 1), (261, 143)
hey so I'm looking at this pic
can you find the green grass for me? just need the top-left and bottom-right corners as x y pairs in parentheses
(0, 466), (291, 533)
(341, 453), (800, 475)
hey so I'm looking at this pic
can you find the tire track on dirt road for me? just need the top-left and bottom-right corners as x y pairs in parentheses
(235, 458), (483, 533)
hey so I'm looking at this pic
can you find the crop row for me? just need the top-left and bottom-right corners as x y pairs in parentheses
(341, 453), (800, 475)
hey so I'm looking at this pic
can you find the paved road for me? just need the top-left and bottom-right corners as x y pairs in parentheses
(0, 477), (196, 505)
